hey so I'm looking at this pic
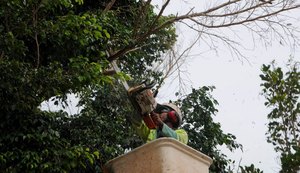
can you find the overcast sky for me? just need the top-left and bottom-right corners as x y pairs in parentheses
(153, 1), (300, 172)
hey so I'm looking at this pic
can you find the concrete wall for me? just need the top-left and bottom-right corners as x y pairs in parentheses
(104, 138), (212, 173)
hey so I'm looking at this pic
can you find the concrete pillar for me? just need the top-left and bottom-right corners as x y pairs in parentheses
(103, 138), (213, 173)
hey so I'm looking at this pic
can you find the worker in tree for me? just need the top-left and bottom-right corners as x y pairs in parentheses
(132, 103), (188, 144)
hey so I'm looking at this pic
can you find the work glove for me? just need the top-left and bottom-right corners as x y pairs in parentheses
(151, 112), (164, 129)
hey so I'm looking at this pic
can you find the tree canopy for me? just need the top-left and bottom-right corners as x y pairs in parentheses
(260, 59), (300, 172)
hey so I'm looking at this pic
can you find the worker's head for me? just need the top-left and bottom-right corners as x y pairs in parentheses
(155, 103), (183, 129)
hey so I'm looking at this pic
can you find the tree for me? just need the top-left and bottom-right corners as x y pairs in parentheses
(178, 86), (242, 172)
(260, 59), (300, 172)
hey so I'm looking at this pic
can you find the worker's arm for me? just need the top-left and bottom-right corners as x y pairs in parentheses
(161, 124), (188, 144)
(152, 112), (188, 144)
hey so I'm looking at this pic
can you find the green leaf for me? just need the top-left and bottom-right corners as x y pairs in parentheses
(103, 29), (110, 39)
(93, 151), (100, 159)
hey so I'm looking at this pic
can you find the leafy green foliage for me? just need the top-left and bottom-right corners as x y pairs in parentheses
(0, 110), (100, 172)
(240, 164), (263, 173)
(260, 60), (300, 172)
(178, 86), (242, 173)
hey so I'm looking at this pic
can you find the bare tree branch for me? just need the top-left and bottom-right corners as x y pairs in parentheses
(153, 31), (201, 93)
(107, 0), (300, 63)
(149, 0), (170, 30)
(106, 0), (300, 93)
(103, 0), (116, 13)
(189, 4), (300, 29)
(32, 0), (43, 68)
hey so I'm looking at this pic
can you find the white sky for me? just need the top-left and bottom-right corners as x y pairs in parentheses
(153, 1), (300, 172)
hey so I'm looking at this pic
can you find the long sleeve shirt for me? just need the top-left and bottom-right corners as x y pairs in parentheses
(133, 122), (188, 144)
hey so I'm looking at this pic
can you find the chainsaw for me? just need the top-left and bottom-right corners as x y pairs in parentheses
(110, 60), (158, 129)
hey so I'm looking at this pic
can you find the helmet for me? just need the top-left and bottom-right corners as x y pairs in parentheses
(161, 103), (183, 127)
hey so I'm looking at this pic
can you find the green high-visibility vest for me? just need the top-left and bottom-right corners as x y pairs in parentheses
(134, 122), (188, 144)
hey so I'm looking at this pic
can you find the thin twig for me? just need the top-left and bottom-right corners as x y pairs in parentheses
(32, 1), (42, 68)
(103, 0), (116, 13)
